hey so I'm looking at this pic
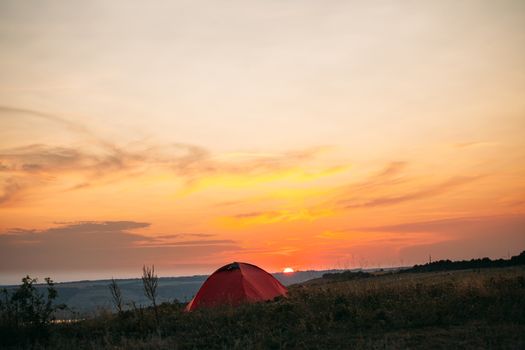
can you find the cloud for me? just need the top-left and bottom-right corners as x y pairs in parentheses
(234, 212), (264, 219)
(328, 161), (409, 207)
(375, 161), (407, 178)
(392, 215), (525, 261)
(454, 141), (498, 149)
(361, 214), (525, 234)
(343, 175), (482, 208)
(0, 143), (200, 178)
(48, 220), (151, 232)
(215, 161), (412, 227)
(0, 142), (329, 205)
(0, 178), (21, 204)
(0, 105), (336, 205)
(1, 103), (330, 177)
(0, 221), (240, 273)
(0, 105), (93, 137)
(350, 214), (525, 263)
(225, 208), (334, 226)
(0, 144), (99, 173)
(310, 214), (525, 268)
(152, 233), (215, 239)
(350, 161), (408, 191)
(169, 146), (329, 180)
(137, 239), (236, 248)
(0, 105), (327, 176)
(0, 142), (151, 205)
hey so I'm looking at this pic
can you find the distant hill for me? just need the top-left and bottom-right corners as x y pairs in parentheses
(401, 250), (525, 274)
(4, 251), (523, 315)
(306, 251), (525, 284)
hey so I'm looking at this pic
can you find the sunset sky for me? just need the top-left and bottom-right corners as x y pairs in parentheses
(1, 0), (524, 284)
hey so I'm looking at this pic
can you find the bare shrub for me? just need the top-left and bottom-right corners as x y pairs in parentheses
(108, 278), (123, 313)
(142, 265), (159, 325)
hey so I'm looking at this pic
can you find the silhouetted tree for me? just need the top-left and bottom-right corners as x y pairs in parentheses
(108, 278), (124, 314)
(142, 265), (159, 325)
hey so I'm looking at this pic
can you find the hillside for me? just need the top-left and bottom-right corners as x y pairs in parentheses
(2, 265), (525, 349)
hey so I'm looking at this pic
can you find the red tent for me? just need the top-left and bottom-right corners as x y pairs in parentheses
(185, 262), (287, 311)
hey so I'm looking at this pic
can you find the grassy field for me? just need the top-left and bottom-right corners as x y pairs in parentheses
(4, 266), (525, 349)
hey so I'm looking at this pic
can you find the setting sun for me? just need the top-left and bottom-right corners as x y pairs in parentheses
(283, 267), (294, 274)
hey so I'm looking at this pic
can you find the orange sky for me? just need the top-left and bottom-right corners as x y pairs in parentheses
(1, 1), (524, 283)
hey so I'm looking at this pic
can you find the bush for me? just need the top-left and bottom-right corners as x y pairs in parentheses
(0, 276), (65, 347)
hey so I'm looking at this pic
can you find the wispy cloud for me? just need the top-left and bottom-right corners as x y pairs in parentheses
(392, 214), (525, 262)
(0, 105), (336, 205)
(0, 106), (328, 178)
(0, 178), (20, 204)
(152, 233), (215, 239)
(225, 208), (334, 226)
(0, 105), (94, 137)
(342, 175), (482, 208)
(375, 161), (407, 179)
(137, 239), (236, 248)
(0, 221), (240, 273)
(453, 141), (498, 149)
(360, 214), (525, 234)
(321, 161), (410, 208)
(216, 161), (412, 226)
(0, 143), (147, 176)
(348, 161), (408, 191)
